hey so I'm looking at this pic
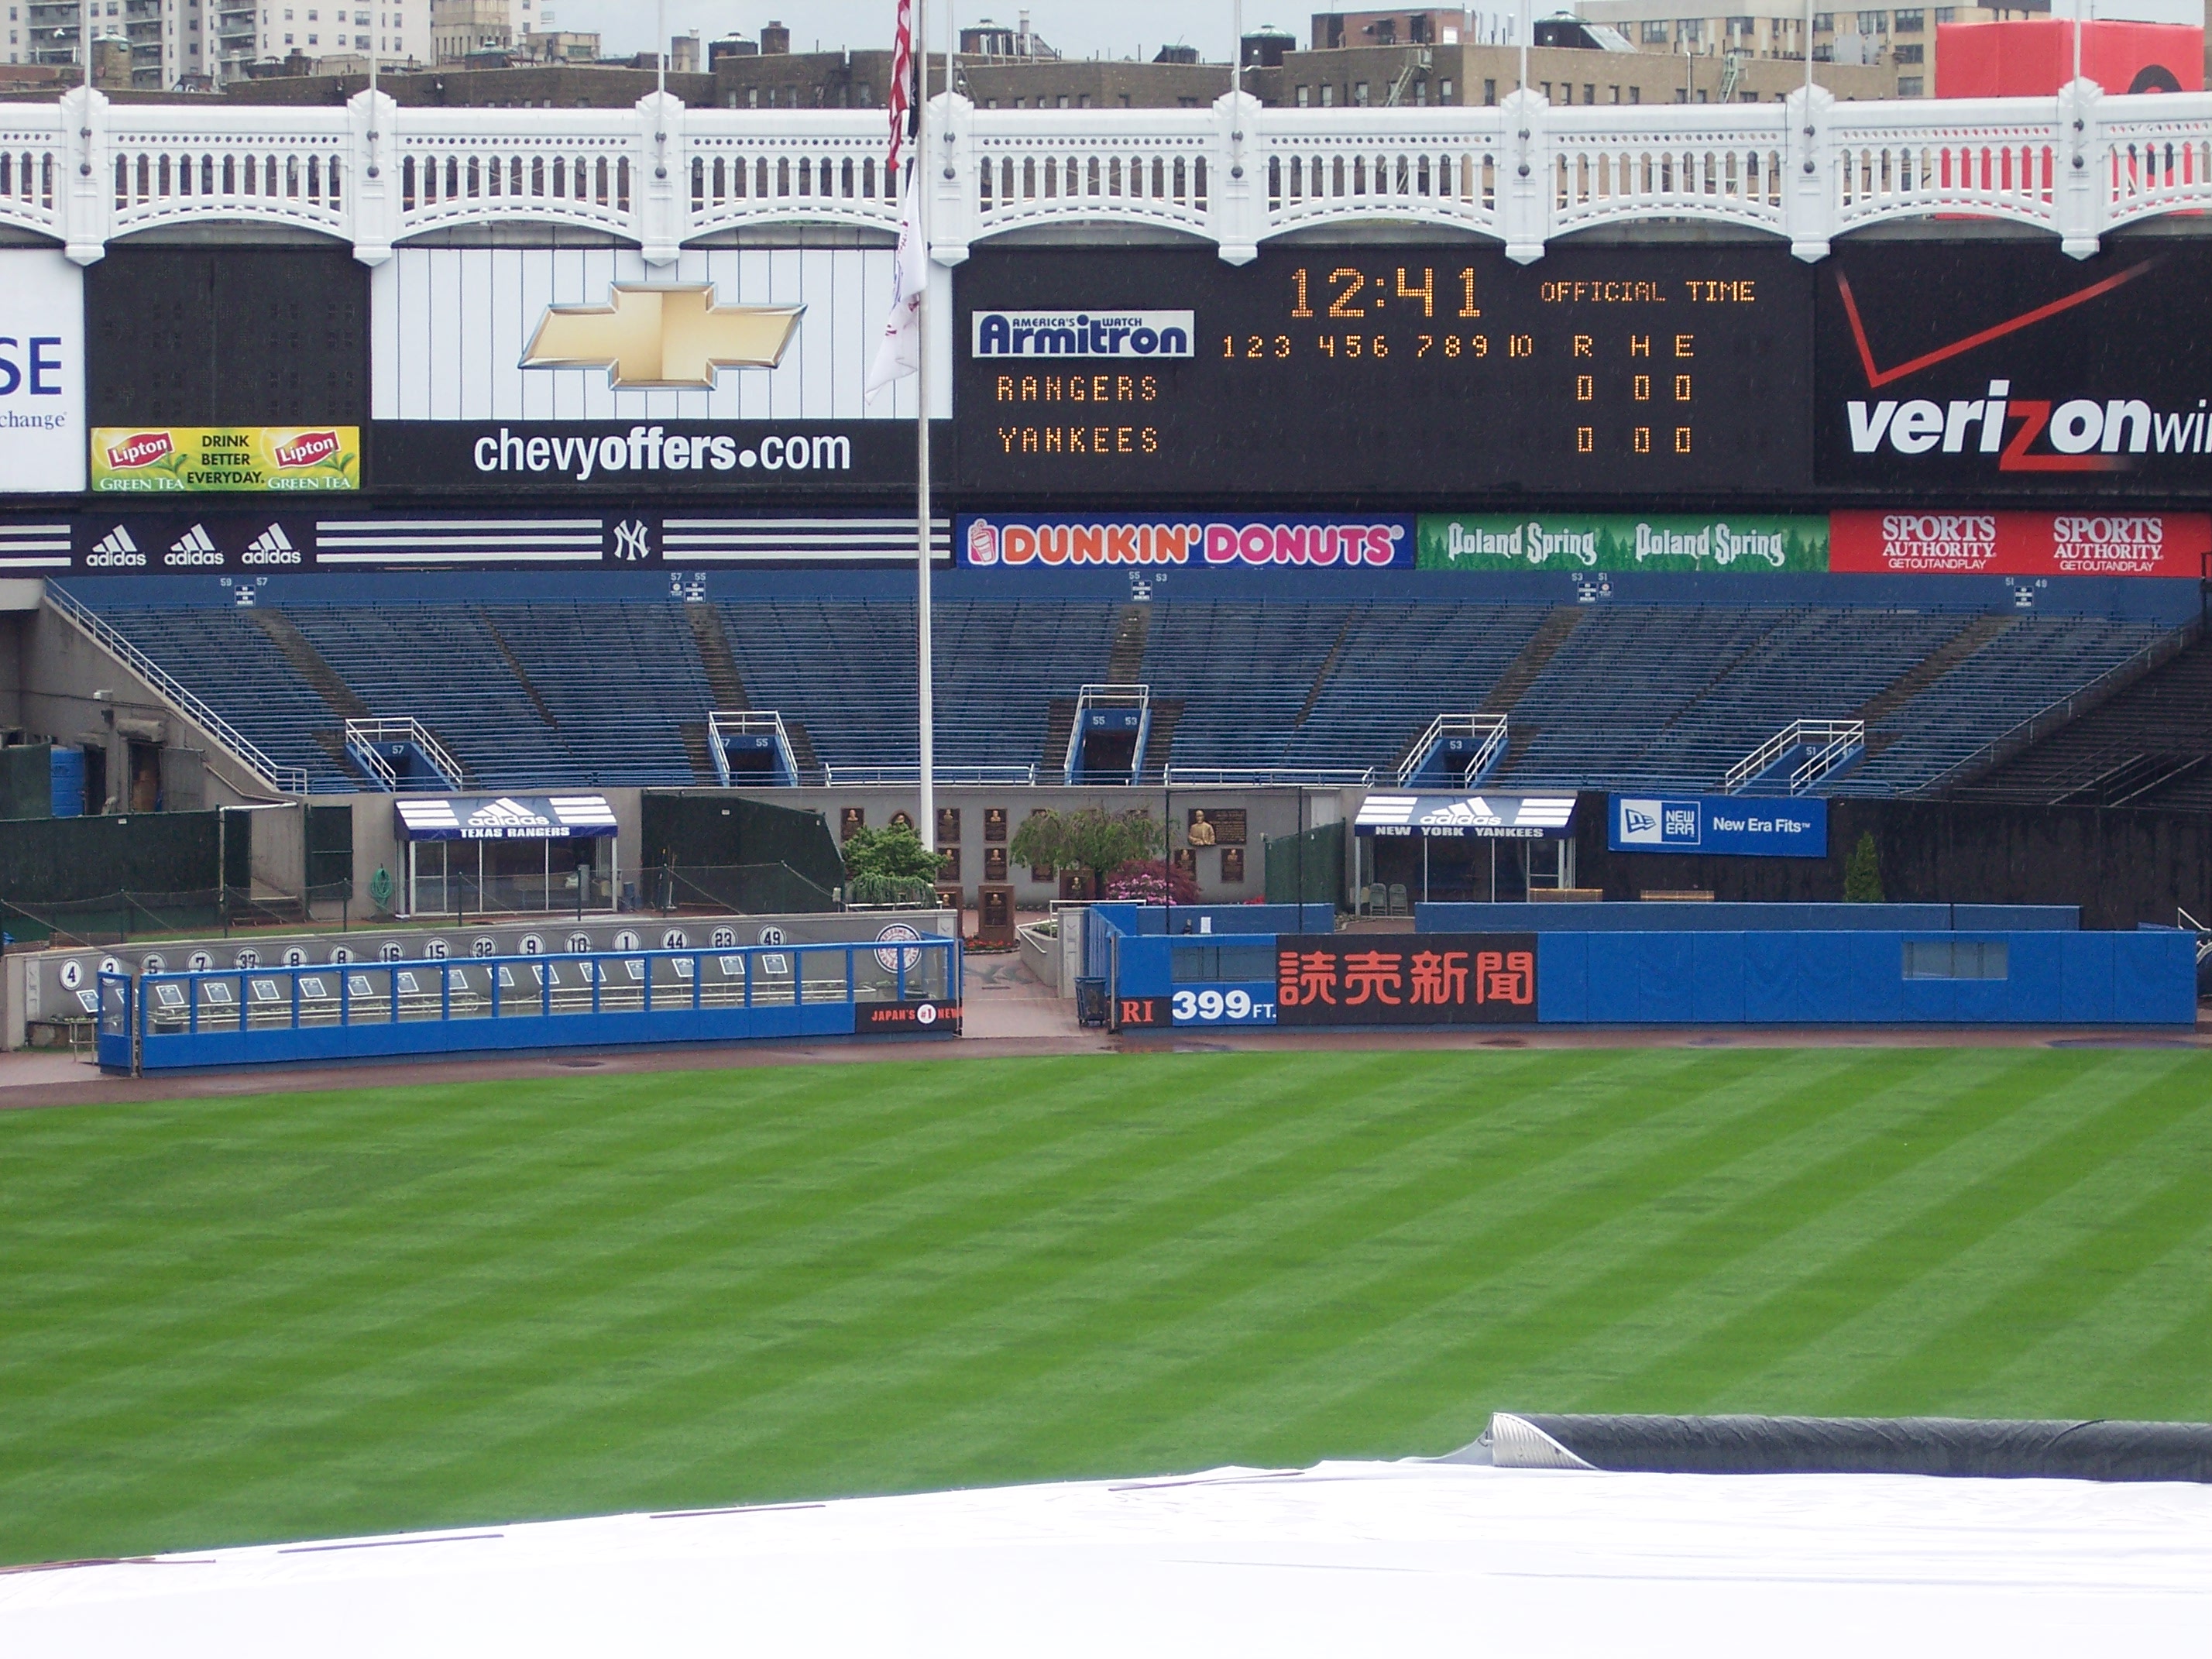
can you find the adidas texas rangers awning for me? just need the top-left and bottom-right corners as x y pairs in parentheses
(394, 795), (619, 842)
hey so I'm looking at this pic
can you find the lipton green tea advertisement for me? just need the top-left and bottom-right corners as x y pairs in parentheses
(1418, 514), (1828, 573)
(91, 427), (361, 493)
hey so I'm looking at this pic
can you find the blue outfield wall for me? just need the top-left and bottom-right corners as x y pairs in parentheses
(1534, 929), (2197, 1025)
(1084, 904), (1333, 981)
(1091, 906), (2197, 1027)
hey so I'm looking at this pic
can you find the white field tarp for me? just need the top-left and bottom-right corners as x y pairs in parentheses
(2, 1460), (2207, 1656)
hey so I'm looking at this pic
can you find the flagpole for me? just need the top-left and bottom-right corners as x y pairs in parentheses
(915, 0), (936, 854)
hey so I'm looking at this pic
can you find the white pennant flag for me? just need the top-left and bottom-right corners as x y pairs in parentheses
(865, 174), (929, 400)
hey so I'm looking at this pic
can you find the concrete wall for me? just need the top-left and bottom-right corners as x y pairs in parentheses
(701, 783), (1355, 908)
(18, 599), (288, 812)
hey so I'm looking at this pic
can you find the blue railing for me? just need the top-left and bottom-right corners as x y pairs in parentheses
(98, 939), (963, 1073)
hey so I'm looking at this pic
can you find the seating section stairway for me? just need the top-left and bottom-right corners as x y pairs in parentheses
(1949, 630), (2212, 808)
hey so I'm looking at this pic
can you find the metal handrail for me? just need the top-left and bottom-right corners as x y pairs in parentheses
(1396, 713), (1508, 787)
(1724, 719), (1863, 795)
(343, 716), (465, 792)
(821, 764), (1039, 786)
(1066, 684), (1152, 787)
(706, 709), (797, 788)
(1930, 619), (2203, 799)
(1161, 767), (1377, 787)
(44, 585), (308, 796)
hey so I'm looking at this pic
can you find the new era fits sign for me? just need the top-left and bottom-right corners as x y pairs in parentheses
(1611, 795), (1828, 858)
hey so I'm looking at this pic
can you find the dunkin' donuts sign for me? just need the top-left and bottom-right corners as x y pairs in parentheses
(1829, 510), (2206, 577)
(958, 514), (1416, 570)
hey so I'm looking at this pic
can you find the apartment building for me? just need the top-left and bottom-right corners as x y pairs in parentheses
(1575, 1), (2042, 98)
(1268, 36), (1889, 105)
(17, 1), (283, 88)
(259, 1), (428, 71)
(429, 0), (542, 63)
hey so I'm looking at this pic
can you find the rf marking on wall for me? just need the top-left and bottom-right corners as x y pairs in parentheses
(521, 287), (805, 390)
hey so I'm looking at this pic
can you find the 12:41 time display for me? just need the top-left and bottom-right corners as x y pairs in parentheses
(1288, 266), (1480, 319)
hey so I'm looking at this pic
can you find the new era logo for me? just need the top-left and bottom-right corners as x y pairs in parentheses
(1620, 798), (1702, 847)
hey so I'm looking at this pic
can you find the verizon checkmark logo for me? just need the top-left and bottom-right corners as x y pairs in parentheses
(1837, 260), (2165, 472)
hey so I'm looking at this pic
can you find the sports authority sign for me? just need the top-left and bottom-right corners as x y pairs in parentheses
(1273, 933), (1540, 1026)
(1815, 245), (2212, 494)
(0, 250), (85, 496)
(1829, 511), (2208, 576)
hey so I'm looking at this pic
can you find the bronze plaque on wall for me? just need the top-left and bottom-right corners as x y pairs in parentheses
(1187, 808), (1245, 847)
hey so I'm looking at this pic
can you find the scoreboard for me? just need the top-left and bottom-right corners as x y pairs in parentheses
(956, 246), (1813, 500)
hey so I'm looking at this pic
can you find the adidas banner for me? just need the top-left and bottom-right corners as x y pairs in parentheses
(90, 428), (360, 494)
(395, 795), (620, 843)
(7, 512), (953, 575)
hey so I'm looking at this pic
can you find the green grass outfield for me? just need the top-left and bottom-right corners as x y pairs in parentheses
(3, 1046), (2210, 1565)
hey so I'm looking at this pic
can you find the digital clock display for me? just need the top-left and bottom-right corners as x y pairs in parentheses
(956, 246), (1814, 500)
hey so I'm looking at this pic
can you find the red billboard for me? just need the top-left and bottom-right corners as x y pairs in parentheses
(1829, 510), (2209, 577)
(1936, 20), (2202, 99)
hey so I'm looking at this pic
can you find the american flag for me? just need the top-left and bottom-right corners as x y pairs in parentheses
(887, 0), (915, 171)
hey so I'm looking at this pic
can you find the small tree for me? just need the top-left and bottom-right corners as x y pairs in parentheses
(1843, 830), (1884, 903)
(841, 823), (945, 906)
(1010, 807), (1164, 899)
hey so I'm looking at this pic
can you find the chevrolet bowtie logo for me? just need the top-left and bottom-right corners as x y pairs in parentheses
(520, 285), (805, 390)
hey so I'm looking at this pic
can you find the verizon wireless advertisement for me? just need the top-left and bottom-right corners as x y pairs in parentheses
(1829, 510), (2210, 576)
(1815, 245), (2212, 494)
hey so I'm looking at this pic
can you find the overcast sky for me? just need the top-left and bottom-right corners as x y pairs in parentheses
(543, 2), (1260, 64)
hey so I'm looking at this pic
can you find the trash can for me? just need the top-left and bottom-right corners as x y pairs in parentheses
(1075, 977), (1108, 1028)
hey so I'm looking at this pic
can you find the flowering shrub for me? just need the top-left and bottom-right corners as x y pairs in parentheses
(1104, 859), (1200, 905)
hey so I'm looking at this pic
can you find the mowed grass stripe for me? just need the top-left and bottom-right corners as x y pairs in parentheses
(156, 1050), (1622, 1526)
(0, 1055), (1330, 1523)
(0, 1053), (1579, 1537)
(1629, 1052), (2211, 1412)
(1044, 1049), (2011, 1466)
(799, 1051), (1898, 1487)
(464, 1051), (1876, 1499)
(0, 1056), (1108, 1399)
(1449, 1050), (2169, 1417)
(0, 1057), (1929, 1530)
(1824, 1070), (2212, 1414)
(0, 1049), (2205, 1565)
(1, 1050), (1698, 1542)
